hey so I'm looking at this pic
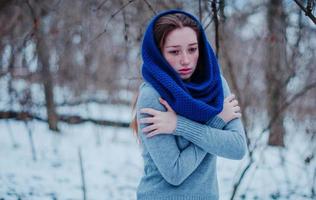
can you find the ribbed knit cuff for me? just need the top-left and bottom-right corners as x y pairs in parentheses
(174, 115), (206, 143)
(207, 116), (226, 129)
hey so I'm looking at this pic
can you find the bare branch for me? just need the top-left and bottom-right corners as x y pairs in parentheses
(78, 147), (87, 200)
(93, 0), (110, 12)
(203, 17), (214, 30)
(293, 0), (316, 24)
(143, 0), (156, 15)
(211, 0), (219, 57)
(91, 0), (136, 42)
(199, 0), (202, 21)
(230, 155), (255, 200)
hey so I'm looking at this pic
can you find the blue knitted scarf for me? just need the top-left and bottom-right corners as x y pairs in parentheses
(141, 10), (224, 123)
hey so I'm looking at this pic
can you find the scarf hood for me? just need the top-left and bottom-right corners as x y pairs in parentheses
(141, 9), (224, 123)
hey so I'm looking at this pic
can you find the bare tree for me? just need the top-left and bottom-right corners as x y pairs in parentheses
(26, 0), (59, 131)
(265, 0), (288, 146)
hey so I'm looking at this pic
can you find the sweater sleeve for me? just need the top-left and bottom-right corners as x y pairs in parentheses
(137, 83), (207, 186)
(173, 76), (248, 160)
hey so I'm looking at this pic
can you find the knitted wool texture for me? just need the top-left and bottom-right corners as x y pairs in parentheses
(141, 9), (224, 123)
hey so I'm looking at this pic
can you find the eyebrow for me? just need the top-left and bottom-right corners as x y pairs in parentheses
(165, 42), (198, 48)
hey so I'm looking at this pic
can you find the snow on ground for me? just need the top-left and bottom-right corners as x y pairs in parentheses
(1, 112), (314, 200)
(0, 120), (142, 200)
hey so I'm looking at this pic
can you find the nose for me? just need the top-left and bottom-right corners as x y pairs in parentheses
(180, 52), (190, 66)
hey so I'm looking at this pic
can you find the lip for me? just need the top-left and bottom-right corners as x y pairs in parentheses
(179, 68), (192, 75)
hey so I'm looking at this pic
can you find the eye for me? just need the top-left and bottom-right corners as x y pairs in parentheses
(188, 47), (198, 54)
(168, 50), (180, 55)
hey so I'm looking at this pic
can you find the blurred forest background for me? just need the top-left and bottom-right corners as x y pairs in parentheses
(0, 0), (315, 199)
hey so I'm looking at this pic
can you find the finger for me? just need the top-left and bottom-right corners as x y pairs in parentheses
(235, 113), (242, 118)
(140, 108), (160, 116)
(142, 124), (157, 133)
(159, 98), (174, 112)
(231, 99), (238, 106)
(225, 94), (235, 103)
(233, 106), (241, 112)
(139, 117), (156, 124)
(147, 130), (159, 138)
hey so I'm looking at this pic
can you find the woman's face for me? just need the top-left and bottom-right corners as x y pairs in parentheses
(162, 27), (199, 81)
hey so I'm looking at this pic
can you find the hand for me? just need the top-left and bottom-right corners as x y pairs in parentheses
(139, 98), (177, 138)
(218, 94), (242, 123)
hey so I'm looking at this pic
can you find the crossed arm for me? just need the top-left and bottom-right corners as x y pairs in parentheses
(137, 76), (247, 185)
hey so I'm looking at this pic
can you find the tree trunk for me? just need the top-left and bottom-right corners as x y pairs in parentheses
(266, 0), (287, 146)
(32, 3), (59, 132)
(37, 32), (59, 131)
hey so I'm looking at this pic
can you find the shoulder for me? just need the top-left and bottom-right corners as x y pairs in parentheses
(138, 82), (161, 102)
(136, 82), (164, 110)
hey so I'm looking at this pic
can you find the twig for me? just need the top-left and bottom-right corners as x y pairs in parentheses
(93, 0), (109, 11)
(122, 4), (129, 44)
(91, 0), (136, 42)
(230, 150), (255, 200)
(78, 147), (87, 200)
(95, 126), (102, 146)
(199, 0), (202, 21)
(293, 0), (316, 24)
(143, 0), (156, 15)
(24, 120), (37, 161)
(6, 119), (19, 148)
(202, 10), (212, 26)
(283, 8), (303, 88)
(211, 0), (219, 57)
(312, 163), (316, 198)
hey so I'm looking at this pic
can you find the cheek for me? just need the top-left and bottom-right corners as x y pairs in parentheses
(192, 52), (199, 67)
(195, 50), (199, 61)
(164, 55), (180, 70)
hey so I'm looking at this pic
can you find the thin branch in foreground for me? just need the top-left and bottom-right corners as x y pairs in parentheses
(78, 147), (87, 200)
(6, 120), (19, 148)
(312, 164), (316, 198)
(293, 0), (316, 24)
(24, 121), (37, 161)
(230, 154), (255, 200)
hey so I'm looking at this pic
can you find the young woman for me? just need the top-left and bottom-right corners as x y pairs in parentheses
(131, 9), (247, 200)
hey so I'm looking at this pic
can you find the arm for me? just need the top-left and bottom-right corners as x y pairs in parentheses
(137, 83), (207, 186)
(173, 76), (248, 160)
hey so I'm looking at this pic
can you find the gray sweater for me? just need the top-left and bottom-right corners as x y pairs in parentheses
(136, 76), (247, 200)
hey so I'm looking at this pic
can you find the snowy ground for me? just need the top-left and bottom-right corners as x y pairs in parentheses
(0, 119), (142, 200)
(0, 78), (315, 200)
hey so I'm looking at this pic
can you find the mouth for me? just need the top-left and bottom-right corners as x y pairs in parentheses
(179, 68), (192, 75)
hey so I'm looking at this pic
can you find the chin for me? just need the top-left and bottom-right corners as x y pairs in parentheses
(181, 75), (192, 81)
